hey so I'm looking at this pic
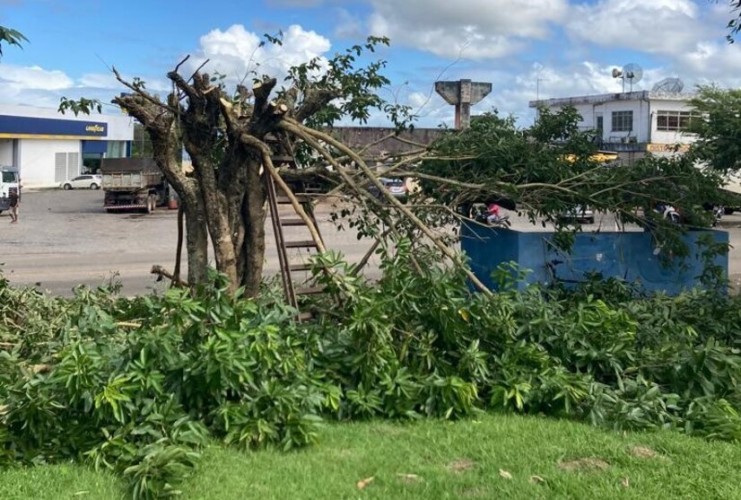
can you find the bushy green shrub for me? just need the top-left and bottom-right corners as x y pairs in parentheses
(308, 244), (741, 442)
(1, 247), (741, 498)
(0, 273), (328, 498)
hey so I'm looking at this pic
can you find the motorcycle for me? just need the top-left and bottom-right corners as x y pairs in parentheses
(712, 205), (723, 226)
(654, 204), (681, 224)
(473, 205), (511, 228)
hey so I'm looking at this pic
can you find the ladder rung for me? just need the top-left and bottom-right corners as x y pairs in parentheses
(289, 263), (313, 272)
(285, 240), (319, 249)
(296, 286), (325, 296)
(280, 218), (308, 226)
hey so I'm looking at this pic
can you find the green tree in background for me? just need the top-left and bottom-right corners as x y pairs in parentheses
(0, 26), (27, 57)
(689, 86), (741, 173)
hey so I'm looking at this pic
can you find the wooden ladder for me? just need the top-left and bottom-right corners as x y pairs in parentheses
(266, 141), (327, 318)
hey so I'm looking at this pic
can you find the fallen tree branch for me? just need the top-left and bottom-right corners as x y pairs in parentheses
(116, 322), (142, 328)
(151, 265), (189, 287)
(280, 118), (493, 296)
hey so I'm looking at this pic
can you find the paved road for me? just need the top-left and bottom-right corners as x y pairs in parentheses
(2, 190), (741, 296)
(0, 190), (380, 296)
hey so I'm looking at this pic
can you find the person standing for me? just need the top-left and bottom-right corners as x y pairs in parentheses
(8, 186), (19, 223)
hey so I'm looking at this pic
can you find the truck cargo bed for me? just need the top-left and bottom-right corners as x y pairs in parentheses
(103, 171), (163, 190)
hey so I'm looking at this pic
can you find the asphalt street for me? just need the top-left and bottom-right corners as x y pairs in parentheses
(2, 190), (741, 296)
(0, 190), (380, 296)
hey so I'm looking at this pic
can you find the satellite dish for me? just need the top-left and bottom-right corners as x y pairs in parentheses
(611, 68), (622, 78)
(651, 77), (684, 94)
(623, 63), (643, 91)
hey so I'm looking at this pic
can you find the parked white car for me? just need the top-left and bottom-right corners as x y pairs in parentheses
(61, 174), (103, 190)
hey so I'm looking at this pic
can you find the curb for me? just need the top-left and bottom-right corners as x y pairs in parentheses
(716, 220), (741, 229)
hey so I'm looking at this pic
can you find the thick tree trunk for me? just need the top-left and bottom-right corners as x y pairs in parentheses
(239, 164), (267, 297)
(181, 194), (209, 285)
(200, 183), (239, 292)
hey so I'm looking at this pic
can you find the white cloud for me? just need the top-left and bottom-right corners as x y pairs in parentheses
(334, 8), (364, 39)
(675, 41), (741, 86)
(566, 0), (710, 56)
(0, 65), (73, 91)
(77, 72), (118, 89)
(367, 0), (568, 59)
(186, 24), (331, 85)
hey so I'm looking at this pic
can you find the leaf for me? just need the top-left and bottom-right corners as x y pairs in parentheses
(499, 469), (513, 480)
(356, 476), (375, 490)
(620, 476), (630, 488)
(458, 308), (470, 322)
(396, 473), (422, 483)
(529, 475), (546, 485)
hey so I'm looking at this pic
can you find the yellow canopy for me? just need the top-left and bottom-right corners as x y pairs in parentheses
(563, 151), (619, 164)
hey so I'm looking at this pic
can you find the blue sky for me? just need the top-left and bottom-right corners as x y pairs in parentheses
(1, 0), (739, 126)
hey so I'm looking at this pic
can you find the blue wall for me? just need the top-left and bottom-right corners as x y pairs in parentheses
(461, 225), (729, 294)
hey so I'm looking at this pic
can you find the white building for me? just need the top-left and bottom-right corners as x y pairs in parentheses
(0, 104), (134, 188)
(529, 90), (698, 159)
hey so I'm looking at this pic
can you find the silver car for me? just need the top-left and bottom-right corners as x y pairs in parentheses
(61, 174), (103, 190)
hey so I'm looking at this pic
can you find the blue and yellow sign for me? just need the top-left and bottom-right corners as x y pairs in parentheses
(0, 115), (108, 139)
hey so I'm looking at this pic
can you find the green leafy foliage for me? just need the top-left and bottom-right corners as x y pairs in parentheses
(418, 108), (722, 233)
(2, 249), (741, 497)
(0, 26), (27, 57)
(688, 85), (741, 173)
(0, 275), (327, 498)
(58, 96), (103, 116)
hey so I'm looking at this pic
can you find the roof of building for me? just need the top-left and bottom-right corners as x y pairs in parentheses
(529, 90), (696, 109)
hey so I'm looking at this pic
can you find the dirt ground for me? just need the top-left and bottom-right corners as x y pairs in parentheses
(2, 189), (740, 296)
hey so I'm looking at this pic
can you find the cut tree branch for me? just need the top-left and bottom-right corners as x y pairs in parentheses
(280, 118), (493, 296)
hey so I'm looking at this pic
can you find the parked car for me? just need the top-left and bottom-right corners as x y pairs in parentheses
(61, 174), (103, 190)
(369, 177), (408, 201)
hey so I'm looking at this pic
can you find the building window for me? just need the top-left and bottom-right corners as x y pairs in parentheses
(656, 110), (699, 131)
(611, 111), (633, 132)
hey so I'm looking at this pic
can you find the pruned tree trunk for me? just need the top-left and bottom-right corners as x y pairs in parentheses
(239, 158), (267, 297)
(105, 46), (479, 299)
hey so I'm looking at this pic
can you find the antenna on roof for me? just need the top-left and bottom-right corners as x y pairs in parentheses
(612, 63), (644, 92)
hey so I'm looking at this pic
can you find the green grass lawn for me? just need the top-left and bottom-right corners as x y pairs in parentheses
(2, 414), (740, 499)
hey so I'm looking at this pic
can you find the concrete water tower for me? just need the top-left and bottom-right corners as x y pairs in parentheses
(435, 79), (492, 129)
